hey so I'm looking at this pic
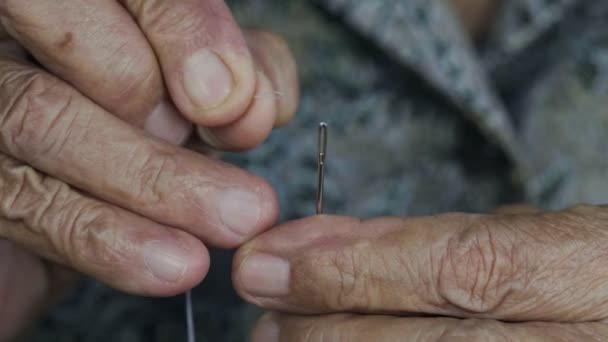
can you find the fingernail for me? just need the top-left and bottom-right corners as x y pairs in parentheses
(184, 49), (233, 110)
(143, 241), (188, 283)
(219, 188), (262, 236)
(251, 315), (279, 342)
(238, 253), (290, 297)
(144, 101), (192, 145)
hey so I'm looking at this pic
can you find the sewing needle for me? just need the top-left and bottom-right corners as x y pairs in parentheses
(185, 122), (327, 342)
(316, 122), (328, 215)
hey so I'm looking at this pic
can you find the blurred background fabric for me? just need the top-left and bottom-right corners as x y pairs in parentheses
(24, 0), (608, 341)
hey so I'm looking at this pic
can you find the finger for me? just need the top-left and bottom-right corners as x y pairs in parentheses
(0, 154), (209, 296)
(252, 313), (608, 342)
(0, 240), (50, 340)
(196, 30), (300, 150)
(234, 207), (608, 321)
(196, 71), (277, 151)
(0, 57), (278, 247)
(244, 30), (299, 127)
(121, 0), (256, 127)
(0, 0), (192, 144)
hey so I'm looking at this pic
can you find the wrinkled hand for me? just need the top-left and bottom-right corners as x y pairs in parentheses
(234, 205), (608, 341)
(0, 0), (298, 147)
(0, 0), (297, 339)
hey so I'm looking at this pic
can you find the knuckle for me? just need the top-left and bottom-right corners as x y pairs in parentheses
(298, 235), (376, 311)
(0, 155), (123, 268)
(23, 178), (71, 237)
(66, 204), (125, 268)
(127, 147), (177, 206)
(332, 244), (365, 309)
(437, 216), (520, 314)
(124, 0), (233, 40)
(0, 67), (77, 159)
(0, 155), (25, 224)
(0, 154), (67, 237)
(105, 42), (161, 117)
(126, 0), (202, 38)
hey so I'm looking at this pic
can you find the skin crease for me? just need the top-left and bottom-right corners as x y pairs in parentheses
(119, 0), (258, 126)
(0, 0), (300, 340)
(236, 3), (608, 340)
(1, 1), (603, 341)
(0, 0), (298, 147)
(238, 206), (608, 341)
(235, 208), (608, 321)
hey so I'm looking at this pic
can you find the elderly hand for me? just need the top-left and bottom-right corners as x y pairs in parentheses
(234, 205), (608, 341)
(0, 0), (297, 339)
(0, 0), (298, 147)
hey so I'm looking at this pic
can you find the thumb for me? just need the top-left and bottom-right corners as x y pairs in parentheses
(121, 0), (256, 127)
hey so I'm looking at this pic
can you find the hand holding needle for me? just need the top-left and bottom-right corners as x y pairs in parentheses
(186, 122), (328, 342)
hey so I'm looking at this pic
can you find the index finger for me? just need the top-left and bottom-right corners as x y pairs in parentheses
(0, 57), (278, 248)
(234, 206), (608, 322)
(0, 0), (193, 144)
(120, 0), (256, 127)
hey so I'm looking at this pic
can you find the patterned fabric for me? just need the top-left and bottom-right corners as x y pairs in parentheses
(316, 0), (529, 175)
(486, 0), (578, 64)
(315, 0), (608, 208)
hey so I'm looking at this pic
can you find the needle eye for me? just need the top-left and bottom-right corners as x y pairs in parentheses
(316, 122), (328, 215)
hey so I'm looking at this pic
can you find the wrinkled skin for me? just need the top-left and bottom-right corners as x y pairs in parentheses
(234, 205), (608, 341)
(231, 2), (608, 340)
(0, 0), (298, 339)
(1, 0), (599, 340)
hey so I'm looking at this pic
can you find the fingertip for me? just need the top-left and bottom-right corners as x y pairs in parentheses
(196, 70), (278, 151)
(176, 48), (257, 128)
(178, 231), (211, 292)
(144, 100), (193, 145)
(245, 30), (299, 127)
(140, 231), (210, 297)
(231, 237), (254, 291)
(212, 176), (280, 249)
(253, 176), (281, 238)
